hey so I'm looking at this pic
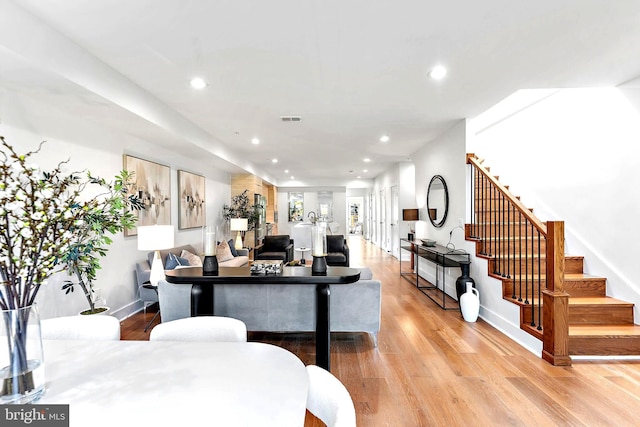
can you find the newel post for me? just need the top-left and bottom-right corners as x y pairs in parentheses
(542, 221), (572, 366)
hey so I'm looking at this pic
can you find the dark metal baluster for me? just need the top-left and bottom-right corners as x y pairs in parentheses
(518, 210), (523, 302)
(530, 227), (537, 326)
(470, 166), (476, 239)
(480, 173), (486, 256)
(506, 192), (511, 279)
(498, 190), (502, 275)
(535, 230), (542, 329)
(511, 202), (517, 299)
(524, 222), (530, 305)
(502, 191), (507, 277)
(492, 184), (497, 268)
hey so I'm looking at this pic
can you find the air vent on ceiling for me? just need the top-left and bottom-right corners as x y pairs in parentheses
(280, 116), (302, 122)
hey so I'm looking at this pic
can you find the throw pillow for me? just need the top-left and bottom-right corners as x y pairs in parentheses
(164, 253), (190, 270)
(217, 240), (234, 263)
(228, 239), (239, 257)
(180, 249), (203, 267)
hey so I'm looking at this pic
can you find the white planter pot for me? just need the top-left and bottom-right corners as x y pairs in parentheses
(460, 284), (479, 322)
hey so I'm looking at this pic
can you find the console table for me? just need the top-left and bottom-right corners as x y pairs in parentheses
(165, 265), (361, 371)
(400, 239), (470, 310)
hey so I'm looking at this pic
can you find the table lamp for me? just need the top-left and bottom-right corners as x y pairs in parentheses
(137, 225), (175, 286)
(311, 220), (327, 274)
(230, 218), (248, 250)
(202, 225), (219, 275)
(402, 208), (419, 240)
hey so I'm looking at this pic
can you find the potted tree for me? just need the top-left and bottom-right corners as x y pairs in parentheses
(222, 189), (262, 231)
(59, 171), (143, 314)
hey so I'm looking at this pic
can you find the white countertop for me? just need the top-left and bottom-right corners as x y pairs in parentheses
(38, 340), (309, 427)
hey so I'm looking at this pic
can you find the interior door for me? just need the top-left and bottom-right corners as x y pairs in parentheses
(379, 189), (386, 251)
(391, 185), (399, 258)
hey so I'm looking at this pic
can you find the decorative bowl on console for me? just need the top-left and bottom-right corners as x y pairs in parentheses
(421, 239), (437, 247)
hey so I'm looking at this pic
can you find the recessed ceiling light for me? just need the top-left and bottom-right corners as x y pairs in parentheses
(251, 138), (260, 145)
(272, 158), (278, 163)
(357, 176), (361, 179)
(380, 135), (390, 143)
(284, 169), (289, 174)
(363, 169), (368, 173)
(290, 176), (295, 180)
(428, 65), (447, 80)
(190, 77), (208, 89)
(363, 158), (371, 163)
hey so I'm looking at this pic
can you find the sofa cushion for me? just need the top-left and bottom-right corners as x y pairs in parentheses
(263, 235), (290, 252)
(219, 255), (249, 267)
(217, 240), (234, 263)
(327, 235), (344, 253)
(228, 239), (239, 257)
(326, 253), (347, 265)
(180, 249), (203, 267)
(255, 252), (287, 262)
(147, 245), (197, 268)
(165, 253), (190, 270)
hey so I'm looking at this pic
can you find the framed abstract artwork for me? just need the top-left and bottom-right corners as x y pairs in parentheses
(123, 155), (171, 236)
(178, 170), (205, 229)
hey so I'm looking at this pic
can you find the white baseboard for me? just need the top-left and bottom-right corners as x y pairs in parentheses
(478, 305), (543, 356)
(111, 300), (146, 322)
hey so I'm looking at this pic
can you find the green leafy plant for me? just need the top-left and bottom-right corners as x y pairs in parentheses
(222, 189), (262, 231)
(59, 170), (144, 314)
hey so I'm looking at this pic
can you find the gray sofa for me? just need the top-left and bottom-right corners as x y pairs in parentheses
(156, 267), (381, 346)
(135, 244), (250, 306)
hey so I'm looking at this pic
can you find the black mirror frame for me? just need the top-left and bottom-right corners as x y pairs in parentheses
(427, 175), (449, 228)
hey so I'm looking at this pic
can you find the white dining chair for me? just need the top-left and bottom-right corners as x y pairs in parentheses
(41, 315), (121, 340)
(149, 316), (247, 342)
(306, 364), (356, 427)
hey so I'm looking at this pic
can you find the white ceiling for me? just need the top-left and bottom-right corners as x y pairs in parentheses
(2, 0), (640, 187)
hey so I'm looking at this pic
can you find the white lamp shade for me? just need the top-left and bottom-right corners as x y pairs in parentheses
(137, 225), (175, 251)
(230, 218), (248, 231)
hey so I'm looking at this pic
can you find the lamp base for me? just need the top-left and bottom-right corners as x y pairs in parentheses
(149, 250), (165, 286)
(311, 255), (327, 275)
(235, 231), (243, 250)
(203, 255), (219, 275)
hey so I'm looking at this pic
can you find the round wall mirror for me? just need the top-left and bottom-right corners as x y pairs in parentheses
(427, 175), (449, 228)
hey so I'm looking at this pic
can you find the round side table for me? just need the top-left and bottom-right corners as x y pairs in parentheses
(295, 247), (311, 264)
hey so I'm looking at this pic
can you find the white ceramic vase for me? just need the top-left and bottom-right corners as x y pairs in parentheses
(460, 283), (480, 322)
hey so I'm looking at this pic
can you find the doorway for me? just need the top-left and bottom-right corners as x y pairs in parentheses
(347, 197), (363, 235)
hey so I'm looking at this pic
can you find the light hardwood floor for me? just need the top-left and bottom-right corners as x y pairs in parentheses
(121, 236), (640, 426)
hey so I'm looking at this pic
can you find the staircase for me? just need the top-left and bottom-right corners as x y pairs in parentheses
(466, 154), (640, 360)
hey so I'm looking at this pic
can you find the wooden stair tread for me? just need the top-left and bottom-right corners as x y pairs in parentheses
(569, 297), (633, 306)
(570, 324), (640, 337)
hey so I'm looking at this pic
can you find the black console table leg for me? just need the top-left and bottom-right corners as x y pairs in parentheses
(191, 284), (215, 316)
(316, 283), (331, 371)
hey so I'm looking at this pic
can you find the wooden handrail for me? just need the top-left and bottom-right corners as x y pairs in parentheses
(467, 153), (547, 235)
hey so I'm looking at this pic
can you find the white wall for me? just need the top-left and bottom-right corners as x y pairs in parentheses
(1, 88), (231, 320)
(469, 88), (640, 322)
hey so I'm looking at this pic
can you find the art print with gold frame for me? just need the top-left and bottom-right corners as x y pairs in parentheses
(123, 155), (171, 236)
(178, 170), (205, 229)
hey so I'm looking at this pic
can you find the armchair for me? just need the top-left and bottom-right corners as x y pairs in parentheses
(254, 235), (294, 264)
(326, 235), (349, 267)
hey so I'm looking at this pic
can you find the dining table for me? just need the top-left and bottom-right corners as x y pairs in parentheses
(37, 339), (309, 426)
(165, 265), (361, 371)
